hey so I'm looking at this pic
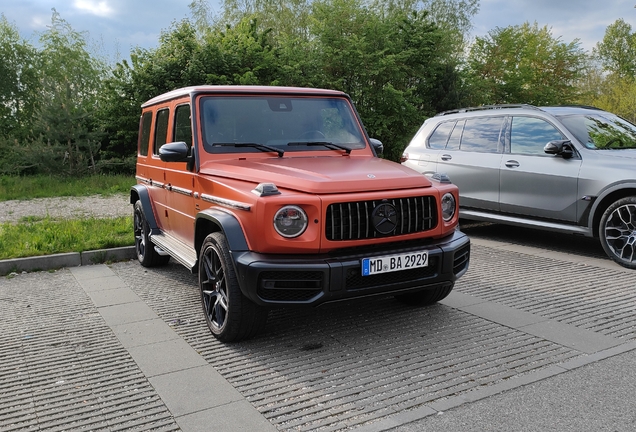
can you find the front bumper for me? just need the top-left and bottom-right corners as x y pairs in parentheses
(232, 230), (470, 307)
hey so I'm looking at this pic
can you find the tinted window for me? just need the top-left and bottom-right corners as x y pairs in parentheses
(153, 109), (170, 155)
(174, 104), (192, 149)
(557, 113), (636, 150)
(460, 117), (503, 153)
(428, 121), (454, 149)
(200, 96), (365, 154)
(139, 111), (152, 156)
(447, 120), (464, 150)
(511, 117), (563, 155)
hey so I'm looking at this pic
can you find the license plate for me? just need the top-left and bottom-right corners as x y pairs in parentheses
(361, 251), (429, 276)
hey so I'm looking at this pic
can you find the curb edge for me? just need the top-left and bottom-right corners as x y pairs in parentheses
(0, 246), (137, 275)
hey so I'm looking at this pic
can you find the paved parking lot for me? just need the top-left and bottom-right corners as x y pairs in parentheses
(2, 225), (636, 431)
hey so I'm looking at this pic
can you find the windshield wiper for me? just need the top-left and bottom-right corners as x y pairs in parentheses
(287, 141), (352, 154)
(212, 142), (284, 157)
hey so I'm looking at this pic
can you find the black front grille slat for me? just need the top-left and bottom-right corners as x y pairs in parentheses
(326, 196), (438, 241)
(339, 203), (344, 241)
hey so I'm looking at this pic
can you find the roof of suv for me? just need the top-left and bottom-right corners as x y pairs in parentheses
(142, 85), (347, 108)
(434, 104), (607, 119)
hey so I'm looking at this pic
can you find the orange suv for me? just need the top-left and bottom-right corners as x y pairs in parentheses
(131, 86), (470, 341)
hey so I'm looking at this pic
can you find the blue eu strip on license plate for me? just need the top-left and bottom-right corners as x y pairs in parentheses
(361, 251), (429, 276)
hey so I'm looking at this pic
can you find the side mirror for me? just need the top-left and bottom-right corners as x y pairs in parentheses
(159, 142), (191, 163)
(369, 138), (384, 157)
(544, 140), (574, 159)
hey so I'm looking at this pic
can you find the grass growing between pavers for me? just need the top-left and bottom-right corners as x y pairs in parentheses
(0, 174), (135, 201)
(0, 216), (134, 259)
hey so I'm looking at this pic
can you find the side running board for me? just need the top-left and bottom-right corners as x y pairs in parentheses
(150, 232), (197, 271)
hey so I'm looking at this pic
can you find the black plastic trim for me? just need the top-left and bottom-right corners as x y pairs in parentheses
(195, 208), (250, 253)
(130, 185), (160, 234)
(232, 230), (470, 307)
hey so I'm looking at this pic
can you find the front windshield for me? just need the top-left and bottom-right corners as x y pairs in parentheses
(557, 113), (636, 149)
(200, 96), (366, 154)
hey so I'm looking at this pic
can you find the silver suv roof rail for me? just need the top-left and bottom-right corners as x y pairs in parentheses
(435, 104), (542, 117)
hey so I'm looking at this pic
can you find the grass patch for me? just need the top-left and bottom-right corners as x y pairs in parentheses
(0, 216), (134, 260)
(0, 174), (135, 201)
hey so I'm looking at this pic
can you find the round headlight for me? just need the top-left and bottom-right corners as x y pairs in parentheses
(274, 205), (308, 238)
(441, 193), (456, 222)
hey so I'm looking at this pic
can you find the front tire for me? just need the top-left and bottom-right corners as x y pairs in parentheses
(394, 283), (454, 306)
(600, 197), (636, 269)
(199, 232), (268, 342)
(133, 201), (170, 267)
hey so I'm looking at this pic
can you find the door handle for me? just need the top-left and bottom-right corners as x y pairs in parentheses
(441, 154), (452, 161)
(505, 160), (519, 168)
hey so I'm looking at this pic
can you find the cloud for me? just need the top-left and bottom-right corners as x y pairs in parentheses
(73, 0), (115, 18)
(472, 0), (636, 51)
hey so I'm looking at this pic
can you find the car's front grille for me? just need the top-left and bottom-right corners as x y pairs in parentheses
(326, 196), (437, 241)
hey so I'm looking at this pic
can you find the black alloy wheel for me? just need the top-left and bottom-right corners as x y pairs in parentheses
(133, 201), (170, 267)
(199, 232), (267, 342)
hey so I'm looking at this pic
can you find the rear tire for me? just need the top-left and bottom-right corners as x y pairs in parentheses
(394, 283), (454, 306)
(133, 201), (170, 267)
(599, 196), (636, 269)
(199, 232), (268, 342)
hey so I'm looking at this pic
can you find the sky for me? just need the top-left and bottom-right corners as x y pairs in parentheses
(2, 0), (636, 62)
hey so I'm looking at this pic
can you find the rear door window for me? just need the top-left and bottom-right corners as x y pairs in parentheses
(459, 117), (504, 153)
(139, 111), (152, 156)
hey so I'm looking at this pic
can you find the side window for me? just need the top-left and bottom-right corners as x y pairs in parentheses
(428, 121), (455, 149)
(460, 117), (504, 153)
(446, 120), (465, 150)
(174, 104), (192, 149)
(139, 111), (152, 156)
(153, 108), (170, 155)
(511, 116), (564, 155)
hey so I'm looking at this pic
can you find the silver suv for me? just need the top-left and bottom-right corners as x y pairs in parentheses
(402, 104), (636, 269)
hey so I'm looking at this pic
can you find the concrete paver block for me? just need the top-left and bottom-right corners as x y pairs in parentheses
(98, 301), (159, 326)
(112, 318), (180, 348)
(87, 286), (142, 307)
(520, 320), (622, 354)
(149, 365), (244, 417)
(175, 400), (279, 432)
(127, 338), (209, 377)
(78, 274), (128, 292)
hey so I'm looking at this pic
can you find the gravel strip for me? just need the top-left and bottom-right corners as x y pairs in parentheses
(0, 194), (132, 223)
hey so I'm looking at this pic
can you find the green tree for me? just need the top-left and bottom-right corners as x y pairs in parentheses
(467, 22), (587, 106)
(578, 20), (636, 123)
(97, 15), (282, 169)
(32, 10), (108, 175)
(594, 18), (636, 79)
(307, 0), (462, 160)
(0, 14), (39, 141)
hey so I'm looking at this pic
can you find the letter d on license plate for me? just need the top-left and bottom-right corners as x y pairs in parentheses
(361, 251), (428, 276)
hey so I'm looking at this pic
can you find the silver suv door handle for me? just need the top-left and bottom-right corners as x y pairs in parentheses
(505, 160), (520, 168)
(441, 154), (452, 161)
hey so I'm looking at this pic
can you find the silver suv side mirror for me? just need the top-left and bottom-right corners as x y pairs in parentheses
(544, 140), (574, 159)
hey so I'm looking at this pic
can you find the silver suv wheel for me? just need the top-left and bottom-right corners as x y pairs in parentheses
(600, 197), (636, 269)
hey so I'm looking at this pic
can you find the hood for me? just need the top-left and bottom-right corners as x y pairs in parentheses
(199, 156), (432, 194)
(597, 148), (636, 160)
